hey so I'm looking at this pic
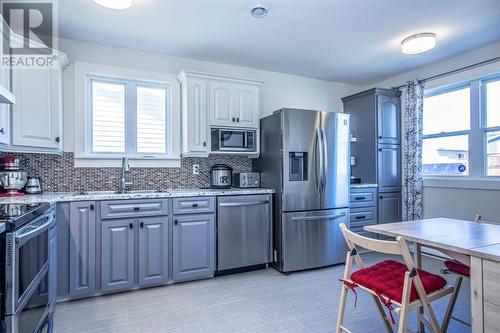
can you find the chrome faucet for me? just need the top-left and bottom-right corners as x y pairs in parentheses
(119, 155), (132, 193)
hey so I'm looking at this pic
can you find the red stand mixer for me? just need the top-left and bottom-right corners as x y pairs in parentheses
(0, 154), (27, 197)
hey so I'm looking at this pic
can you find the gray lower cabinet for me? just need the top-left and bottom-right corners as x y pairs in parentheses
(378, 192), (402, 225)
(377, 145), (401, 193)
(49, 224), (57, 309)
(101, 219), (135, 293)
(69, 201), (96, 298)
(138, 217), (168, 287)
(173, 214), (215, 282)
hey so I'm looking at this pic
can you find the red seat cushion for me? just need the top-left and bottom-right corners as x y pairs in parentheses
(444, 260), (470, 277)
(350, 259), (447, 303)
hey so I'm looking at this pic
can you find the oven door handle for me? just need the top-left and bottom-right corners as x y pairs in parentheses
(15, 214), (54, 246)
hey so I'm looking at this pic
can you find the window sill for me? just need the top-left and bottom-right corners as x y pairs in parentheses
(74, 155), (181, 168)
(423, 177), (500, 190)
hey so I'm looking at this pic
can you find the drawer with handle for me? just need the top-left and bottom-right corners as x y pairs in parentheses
(100, 199), (168, 219)
(350, 207), (376, 228)
(173, 197), (215, 215)
(350, 188), (377, 208)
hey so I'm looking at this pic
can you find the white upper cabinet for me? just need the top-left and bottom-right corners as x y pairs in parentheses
(11, 66), (63, 150)
(0, 64), (11, 145)
(209, 80), (234, 127)
(233, 84), (260, 128)
(179, 72), (210, 157)
(209, 80), (260, 128)
(178, 71), (262, 157)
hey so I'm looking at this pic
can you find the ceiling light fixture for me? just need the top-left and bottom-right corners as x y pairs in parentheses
(93, 0), (133, 10)
(250, 5), (268, 18)
(401, 33), (436, 55)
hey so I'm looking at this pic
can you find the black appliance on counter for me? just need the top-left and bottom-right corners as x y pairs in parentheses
(0, 202), (56, 333)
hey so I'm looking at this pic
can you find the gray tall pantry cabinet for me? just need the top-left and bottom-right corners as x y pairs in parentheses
(342, 88), (402, 230)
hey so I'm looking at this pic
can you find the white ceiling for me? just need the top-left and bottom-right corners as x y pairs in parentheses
(59, 0), (500, 85)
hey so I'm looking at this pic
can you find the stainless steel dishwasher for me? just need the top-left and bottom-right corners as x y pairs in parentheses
(216, 194), (272, 271)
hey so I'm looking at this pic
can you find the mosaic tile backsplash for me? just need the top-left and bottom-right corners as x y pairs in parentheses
(13, 152), (252, 192)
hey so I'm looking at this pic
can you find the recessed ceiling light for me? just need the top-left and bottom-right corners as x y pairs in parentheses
(93, 0), (133, 10)
(401, 33), (436, 55)
(250, 5), (268, 18)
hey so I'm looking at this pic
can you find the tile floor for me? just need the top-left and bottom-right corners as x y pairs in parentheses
(54, 252), (471, 333)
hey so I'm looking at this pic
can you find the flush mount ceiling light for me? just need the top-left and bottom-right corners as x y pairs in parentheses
(401, 33), (436, 55)
(93, 0), (133, 10)
(250, 5), (268, 18)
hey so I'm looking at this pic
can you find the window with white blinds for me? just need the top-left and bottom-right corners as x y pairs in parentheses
(91, 80), (126, 153)
(88, 76), (169, 157)
(137, 86), (166, 154)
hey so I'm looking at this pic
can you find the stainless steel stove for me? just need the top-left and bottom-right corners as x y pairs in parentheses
(1, 202), (56, 333)
(0, 202), (51, 231)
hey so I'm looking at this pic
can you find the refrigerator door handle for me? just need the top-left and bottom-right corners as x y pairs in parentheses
(320, 128), (328, 193)
(315, 128), (324, 193)
(291, 212), (346, 222)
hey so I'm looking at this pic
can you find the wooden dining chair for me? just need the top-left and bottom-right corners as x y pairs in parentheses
(440, 214), (483, 331)
(336, 223), (454, 333)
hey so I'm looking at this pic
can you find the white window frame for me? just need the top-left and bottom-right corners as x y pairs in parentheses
(422, 72), (500, 181)
(74, 61), (181, 167)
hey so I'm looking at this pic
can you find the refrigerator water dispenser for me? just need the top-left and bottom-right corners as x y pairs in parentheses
(289, 152), (308, 181)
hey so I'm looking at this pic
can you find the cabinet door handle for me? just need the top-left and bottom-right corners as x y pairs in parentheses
(378, 135), (382, 139)
(192, 203), (198, 208)
(55, 136), (60, 143)
(354, 197), (365, 200)
(379, 195), (384, 199)
(90, 204), (94, 211)
(174, 219), (178, 225)
(129, 223), (133, 229)
(203, 142), (206, 147)
(355, 216), (366, 220)
(0, 128), (4, 134)
(134, 207), (140, 211)
(232, 117), (236, 122)
(237, 117), (240, 122)
(140, 221), (144, 228)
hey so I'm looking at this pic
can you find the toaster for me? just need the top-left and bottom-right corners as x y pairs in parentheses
(233, 172), (261, 188)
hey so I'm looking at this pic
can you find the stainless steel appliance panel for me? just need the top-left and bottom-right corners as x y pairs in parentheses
(211, 128), (257, 152)
(217, 195), (271, 271)
(281, 208), (349, 272)
(233, 172), (260, 188)
(281, 109), (321, 212)
(320, 112), (350, 209)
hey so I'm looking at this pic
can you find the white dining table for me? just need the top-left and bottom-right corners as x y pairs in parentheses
(365, 218), (500, 333)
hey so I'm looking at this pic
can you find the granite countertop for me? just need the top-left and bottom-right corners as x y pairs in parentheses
(350, 183), (378, 188)
(0, 188), (275, 205)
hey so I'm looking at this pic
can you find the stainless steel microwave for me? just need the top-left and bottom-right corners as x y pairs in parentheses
(211, 128), (257, 152)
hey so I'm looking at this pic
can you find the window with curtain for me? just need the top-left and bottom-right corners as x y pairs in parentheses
(422, 74), (500, 177)
(89, 76), (169, 157)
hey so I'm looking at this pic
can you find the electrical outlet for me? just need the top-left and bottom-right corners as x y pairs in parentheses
(192, 164), (200, 175)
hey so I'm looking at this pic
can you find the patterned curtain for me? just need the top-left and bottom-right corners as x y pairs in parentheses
(402, 80), (425, 221)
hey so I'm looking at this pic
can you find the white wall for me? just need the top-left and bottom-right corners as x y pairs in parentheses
(371, 41), (500, 223)
(59, 38), (362, 152)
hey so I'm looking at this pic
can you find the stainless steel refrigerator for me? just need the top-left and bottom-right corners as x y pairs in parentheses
(253, 108), (350, 273)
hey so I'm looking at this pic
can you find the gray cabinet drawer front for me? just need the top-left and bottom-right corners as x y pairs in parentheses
(100, 199), (168, 219)
(173, 197), (215, 215)
(350, 188), (377, 207)
(350, 207), (375, 222)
